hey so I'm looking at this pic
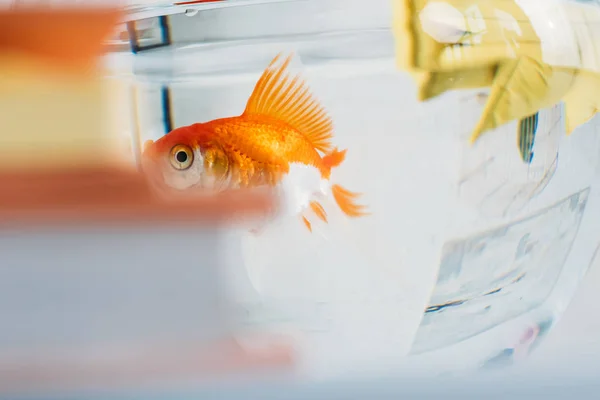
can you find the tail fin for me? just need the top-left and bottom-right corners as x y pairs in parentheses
(331, 184), (368, 218)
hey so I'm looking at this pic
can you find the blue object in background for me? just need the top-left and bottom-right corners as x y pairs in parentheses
(518, 112), (539, 164)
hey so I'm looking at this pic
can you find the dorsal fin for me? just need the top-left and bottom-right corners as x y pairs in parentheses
(243, 53), (334, 153)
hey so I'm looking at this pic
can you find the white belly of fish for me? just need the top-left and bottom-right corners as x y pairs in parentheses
(276, 163), (330, 219)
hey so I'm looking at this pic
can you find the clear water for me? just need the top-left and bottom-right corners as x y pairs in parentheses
(103, 0), (600, 379)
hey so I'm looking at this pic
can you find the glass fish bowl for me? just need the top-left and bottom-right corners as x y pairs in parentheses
(102, 0), (600, 379)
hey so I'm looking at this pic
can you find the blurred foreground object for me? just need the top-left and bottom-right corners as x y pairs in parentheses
(392, 0), (600, 142)
(0, 4), (288, 398)
(0, 6), (129, 170)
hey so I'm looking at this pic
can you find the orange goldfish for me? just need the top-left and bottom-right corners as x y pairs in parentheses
(142, 52), (368, 232)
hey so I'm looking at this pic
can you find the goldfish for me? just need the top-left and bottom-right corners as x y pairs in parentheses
(142, 52), (368, 232)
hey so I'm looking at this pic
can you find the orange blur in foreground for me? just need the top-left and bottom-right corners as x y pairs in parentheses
(0, 168), (273, 229)
(143, 53), (369, 233)
(0, 8), (122, 71)
(0, 337), (293, 394)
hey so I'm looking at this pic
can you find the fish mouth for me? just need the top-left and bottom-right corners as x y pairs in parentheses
(142, 139), (155, 154)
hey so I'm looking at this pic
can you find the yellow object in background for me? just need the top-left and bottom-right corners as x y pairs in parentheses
(393, 0), (541, 72)
(409, 67), (496, 102)
(391, 0), (495, 100)
(472, 58), (576, 142)
(391, 0), (600, 143)
(562, 70), (600, 136)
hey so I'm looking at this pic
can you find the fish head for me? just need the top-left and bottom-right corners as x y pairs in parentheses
(141, 124), (230, 192)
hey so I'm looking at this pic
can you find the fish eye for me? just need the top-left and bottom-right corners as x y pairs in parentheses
(169, 144), (194, 170)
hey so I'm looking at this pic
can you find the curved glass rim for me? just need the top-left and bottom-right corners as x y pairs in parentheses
(123, 0), (304, 22)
